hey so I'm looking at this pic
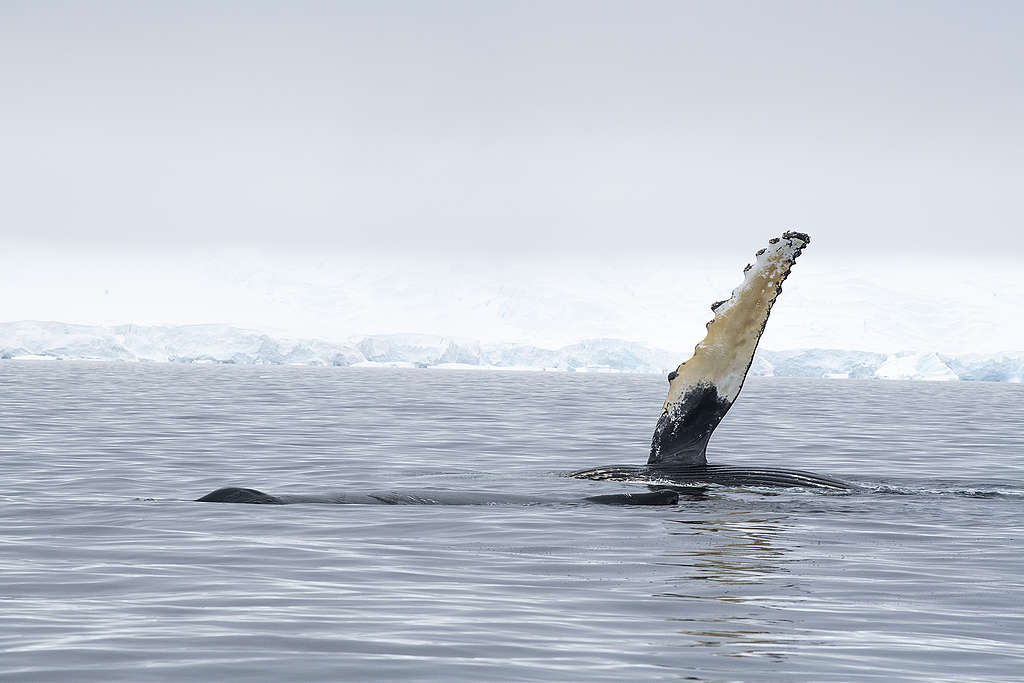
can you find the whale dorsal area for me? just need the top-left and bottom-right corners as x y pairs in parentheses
(648, 232), (810, 467)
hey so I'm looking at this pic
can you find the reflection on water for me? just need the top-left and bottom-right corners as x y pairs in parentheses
(664, 514), (789, 585)
(656, 512), (797, 662)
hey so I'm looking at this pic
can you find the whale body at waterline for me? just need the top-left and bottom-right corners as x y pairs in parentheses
(198, 231), (850, 506)
(196, 486), (683, 506)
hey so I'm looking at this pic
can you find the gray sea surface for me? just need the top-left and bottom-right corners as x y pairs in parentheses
(1, 361), (1022, 681)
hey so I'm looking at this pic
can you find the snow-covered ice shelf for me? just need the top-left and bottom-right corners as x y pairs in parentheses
(2, 321), (1022, 382)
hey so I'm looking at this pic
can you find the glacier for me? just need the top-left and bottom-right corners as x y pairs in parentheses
(1, 321), (1022, 383)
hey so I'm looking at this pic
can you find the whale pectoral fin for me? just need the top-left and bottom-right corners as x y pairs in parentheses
(647, 383), (729, 466)
(648, 232), (809, 466)
(196, 487), (285, 504)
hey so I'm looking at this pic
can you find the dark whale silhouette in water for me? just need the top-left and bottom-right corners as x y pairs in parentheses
(198, 231), (849, 506)
(197, 486), (683, 506)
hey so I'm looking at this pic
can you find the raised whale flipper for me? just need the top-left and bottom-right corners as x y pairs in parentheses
(648, 231), (809, 467)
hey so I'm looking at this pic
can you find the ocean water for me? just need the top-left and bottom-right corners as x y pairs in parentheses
(1, 362), (1022, 681)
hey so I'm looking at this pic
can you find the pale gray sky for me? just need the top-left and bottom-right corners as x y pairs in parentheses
(3, 1), (1023, 352)
(3, 0), (1022, 257)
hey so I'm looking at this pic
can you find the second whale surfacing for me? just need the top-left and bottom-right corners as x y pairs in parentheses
(198, 231), (849, 506)
(566, 230), (850, 491)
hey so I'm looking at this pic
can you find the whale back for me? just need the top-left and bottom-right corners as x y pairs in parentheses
(648, 232), (809, 466)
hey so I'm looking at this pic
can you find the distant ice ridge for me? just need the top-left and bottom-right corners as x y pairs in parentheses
(1, 321), (1022, 382)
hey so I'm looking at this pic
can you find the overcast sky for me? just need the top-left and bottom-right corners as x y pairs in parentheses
(2, 1), (1022, 349)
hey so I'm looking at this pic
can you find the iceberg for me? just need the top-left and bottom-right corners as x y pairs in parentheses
(0, 321), (363, 367)
(752, 349), (886, 380)
(1, 321), (1023, 382)
(874, 352), (958, 382)
(942, 353), (1024, 383)
(357, 334), (482, 368)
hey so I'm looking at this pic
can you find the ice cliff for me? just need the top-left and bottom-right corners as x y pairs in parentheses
(1, 321), (1021, 382)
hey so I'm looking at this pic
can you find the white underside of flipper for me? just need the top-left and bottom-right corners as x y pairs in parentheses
(648, 232), (810, 466)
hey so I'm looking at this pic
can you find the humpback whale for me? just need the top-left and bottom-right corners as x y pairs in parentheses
(198, 231), (848, 506)
(567, 231), (850, 490)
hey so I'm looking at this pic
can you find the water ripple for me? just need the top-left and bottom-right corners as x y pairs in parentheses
(1, 362), (1022, 680)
